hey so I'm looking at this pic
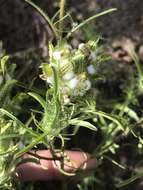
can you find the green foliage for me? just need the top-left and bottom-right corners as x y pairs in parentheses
(3, 1), (143, 190)
(0, 2), (118, 188)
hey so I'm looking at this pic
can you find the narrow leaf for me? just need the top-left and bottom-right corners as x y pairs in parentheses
(0, 55), (9, 75)
(68, 8), (117, 37)
(0, 108), (38, 137)
(83, 110), (125, 131)
(69, 119), (97, 131)
(28, 92), (46, 109)
(116, 174), (142, 188)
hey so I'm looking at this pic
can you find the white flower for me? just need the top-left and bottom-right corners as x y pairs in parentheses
(63, 71), (75, 80)
(68, 77), (79, 89)
(72, 22), (78, 28)
(46, 76), (54, 84)
(63, 94), (70, 104)
(53, 51), (61, 60)
(78, 43), (85, 50)
(85, 80), (91, 90)
(87, 64), (95, 75)
(60, 59), (69, 67)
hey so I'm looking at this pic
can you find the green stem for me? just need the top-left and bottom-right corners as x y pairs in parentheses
(59, 0), (66, 41)
(15, 132), (49, 158)
(25, 0), (58, 39)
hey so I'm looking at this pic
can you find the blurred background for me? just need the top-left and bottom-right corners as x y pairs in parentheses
(1, 1), (143, 190)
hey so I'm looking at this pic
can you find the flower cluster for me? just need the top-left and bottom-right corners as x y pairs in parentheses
(40, 41), (98, 103)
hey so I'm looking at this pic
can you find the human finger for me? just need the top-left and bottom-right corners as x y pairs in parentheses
(17, 150), (97, 181)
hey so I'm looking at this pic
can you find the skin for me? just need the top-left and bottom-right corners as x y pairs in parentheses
(17, 150), (97, 181)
